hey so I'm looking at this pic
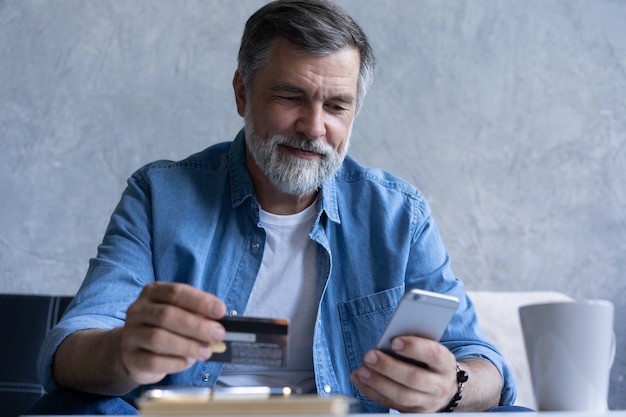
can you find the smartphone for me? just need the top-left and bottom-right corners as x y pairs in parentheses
(376, 289), (459, 356)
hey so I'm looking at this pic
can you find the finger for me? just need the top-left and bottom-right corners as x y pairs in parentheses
(120, 343), (196, 386)
(350, 366), (436, 413)
(127, 349), (194, 376)
(390, 336), (456, 375)
(141, 282), (227, 319)
(363, 349), (440, 396)
(361, 349), (440, 395)
(385, 339), (458, 399)
(126, 299), (225, 345)
(350, 370), (396, 409)
(122, 324), (216, 361)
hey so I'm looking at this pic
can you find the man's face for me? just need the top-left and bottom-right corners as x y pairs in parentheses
(234, 38), (360, 197)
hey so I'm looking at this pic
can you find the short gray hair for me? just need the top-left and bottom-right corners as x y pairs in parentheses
(237, 0), (376, 113)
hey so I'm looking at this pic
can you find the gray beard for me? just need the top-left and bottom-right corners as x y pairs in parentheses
(243, 117), (349, 197)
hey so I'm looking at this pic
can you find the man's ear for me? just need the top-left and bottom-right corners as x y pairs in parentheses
(233, 70), (247, 117)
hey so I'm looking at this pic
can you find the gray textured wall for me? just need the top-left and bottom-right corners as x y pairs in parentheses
(1, 0), (624, 408)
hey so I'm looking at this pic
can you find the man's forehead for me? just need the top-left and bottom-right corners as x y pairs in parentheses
(260, 38), (360, 91)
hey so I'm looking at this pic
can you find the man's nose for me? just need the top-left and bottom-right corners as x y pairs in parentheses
(295, 104), (326, 140)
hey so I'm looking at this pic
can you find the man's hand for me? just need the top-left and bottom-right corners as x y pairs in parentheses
(350, 336), (457, 412)
(119, 282), (227, 386)
(53, 282), (227, 395)
(349, 336), (503, 412)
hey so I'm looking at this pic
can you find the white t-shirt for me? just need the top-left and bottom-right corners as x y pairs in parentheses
(217, 201), (319, 393)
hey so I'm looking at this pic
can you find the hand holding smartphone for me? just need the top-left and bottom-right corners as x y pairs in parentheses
(375, 289), (459, 362)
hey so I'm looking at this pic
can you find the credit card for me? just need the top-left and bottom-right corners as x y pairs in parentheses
(209, 316), (289, 367)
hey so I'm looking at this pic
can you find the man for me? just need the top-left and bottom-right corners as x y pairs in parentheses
(34, 0), (517, 414)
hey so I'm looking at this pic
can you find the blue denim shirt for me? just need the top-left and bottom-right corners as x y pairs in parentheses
(38, 130), (516, 412)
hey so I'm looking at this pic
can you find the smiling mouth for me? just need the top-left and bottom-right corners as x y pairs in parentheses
(280, 144), (322, 160)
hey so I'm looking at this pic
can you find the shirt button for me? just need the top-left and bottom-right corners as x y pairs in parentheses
(202, 373), (211, 382)
(323, 385), (332, 394)
(251, 242), (260, 250)
(229, 310), (238, 316)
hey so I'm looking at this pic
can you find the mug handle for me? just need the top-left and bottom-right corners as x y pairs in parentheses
(609, 331), (616, 366)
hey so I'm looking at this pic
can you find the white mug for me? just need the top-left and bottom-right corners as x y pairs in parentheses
(519, 299), (615, 411)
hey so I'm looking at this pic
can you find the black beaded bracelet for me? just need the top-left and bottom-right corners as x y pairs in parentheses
(439, 362), (469, 413)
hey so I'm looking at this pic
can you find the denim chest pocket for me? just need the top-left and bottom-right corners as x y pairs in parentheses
(337, 286), (404, 400)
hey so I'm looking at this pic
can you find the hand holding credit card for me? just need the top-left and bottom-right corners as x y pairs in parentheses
(209, 316), (289, 366)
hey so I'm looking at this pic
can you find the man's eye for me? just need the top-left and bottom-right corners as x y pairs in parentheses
(327, 103), (348, 113)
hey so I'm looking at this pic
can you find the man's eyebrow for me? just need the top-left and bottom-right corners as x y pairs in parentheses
(330, 94), (355, 105)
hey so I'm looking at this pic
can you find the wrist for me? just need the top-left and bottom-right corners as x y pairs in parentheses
(439, 362), (469, 412)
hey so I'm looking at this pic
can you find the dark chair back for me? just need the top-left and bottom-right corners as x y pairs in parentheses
(0, 294), (72, 417)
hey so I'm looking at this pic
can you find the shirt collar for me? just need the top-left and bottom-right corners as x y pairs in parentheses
(228, 130), (256, 208)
